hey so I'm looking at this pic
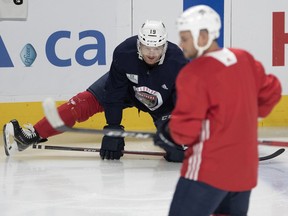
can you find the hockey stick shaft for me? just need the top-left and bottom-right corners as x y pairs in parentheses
(43, 98), (288, 147)
(258, 140), (288, 147)
(32, 144), (165, 156)
(42, 98), (285, 161)
(32, 144), (283, 161)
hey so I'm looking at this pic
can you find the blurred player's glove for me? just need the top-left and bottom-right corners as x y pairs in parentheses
(154, 120), (185, 163)
(100, 125), (125, 160)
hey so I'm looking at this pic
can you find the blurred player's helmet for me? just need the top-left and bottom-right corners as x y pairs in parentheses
(177, 5), (221, 57)
(137, 20), (168, 64)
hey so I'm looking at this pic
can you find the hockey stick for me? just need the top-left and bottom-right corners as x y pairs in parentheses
(32, 144), (165, 156)
(258, 140), (288, 147)
(32, 144), (284, 161)
(259, 148), (285, 161)
(42, 98), (285, 161)
(43, 97), (288, 144)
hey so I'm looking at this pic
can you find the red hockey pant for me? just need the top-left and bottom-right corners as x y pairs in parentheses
(34, 91), (104, 138)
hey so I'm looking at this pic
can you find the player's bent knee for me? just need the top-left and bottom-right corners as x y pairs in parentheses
(66, 91), (104, 123)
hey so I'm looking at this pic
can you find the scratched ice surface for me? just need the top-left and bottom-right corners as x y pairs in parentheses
(1, 129), (288, 216)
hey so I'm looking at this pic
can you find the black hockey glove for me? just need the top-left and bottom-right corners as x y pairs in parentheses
(154, 120), (185, 163)
(100, 125), (125, 160)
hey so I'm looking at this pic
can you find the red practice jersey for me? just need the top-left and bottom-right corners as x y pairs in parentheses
(170, 48), (282, 191)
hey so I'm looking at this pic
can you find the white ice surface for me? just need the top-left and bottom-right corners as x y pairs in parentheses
(1, 128), (288, 216)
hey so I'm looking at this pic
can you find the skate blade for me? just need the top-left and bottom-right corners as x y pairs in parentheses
(3, 123), (19, 156)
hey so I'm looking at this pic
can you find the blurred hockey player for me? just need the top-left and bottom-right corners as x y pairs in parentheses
(154, 5), (282, 216)
(3, 20), (188, 162)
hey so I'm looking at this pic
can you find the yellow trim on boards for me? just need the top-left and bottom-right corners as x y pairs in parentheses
(0, 95), (287, 136)
(0, 101), (155, 135)
(258, 95), (288, 127)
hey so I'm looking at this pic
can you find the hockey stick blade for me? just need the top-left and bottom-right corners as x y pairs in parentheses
(32, 144), (165, 156)
(259, 148), (285, 161)
(42, 97), (155, 139)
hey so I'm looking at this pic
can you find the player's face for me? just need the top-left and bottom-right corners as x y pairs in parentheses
(179, 31), (198, 59)
(140, 44), (164, 65)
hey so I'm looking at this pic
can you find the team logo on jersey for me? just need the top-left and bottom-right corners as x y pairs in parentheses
(133, 86), (163, 111)
(20, 43), (37, 67)
(161, 84), (168, 90)
(126, 74), (138, 84)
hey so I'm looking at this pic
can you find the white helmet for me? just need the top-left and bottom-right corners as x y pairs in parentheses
(137, 20), (168, 64)
(177, 5), (221, 57)
(138, 20), (167, 47)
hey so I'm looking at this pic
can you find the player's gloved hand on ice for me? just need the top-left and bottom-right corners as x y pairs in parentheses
(154, 120), (185, 163)
(100, 125), (125, 160)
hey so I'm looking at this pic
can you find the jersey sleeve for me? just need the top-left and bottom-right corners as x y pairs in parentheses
(103, 53), (129, 125)
(254, 61), (282, 117)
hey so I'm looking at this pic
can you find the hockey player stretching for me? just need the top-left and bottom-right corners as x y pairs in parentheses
(155, 5), (282, 216)
(4, 20), (188, 162)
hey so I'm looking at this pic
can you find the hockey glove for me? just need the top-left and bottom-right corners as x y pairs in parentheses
(100, 125), (125, 160)
(154, 120), (185, 163)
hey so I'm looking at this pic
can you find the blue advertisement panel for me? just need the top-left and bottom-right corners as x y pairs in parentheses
(183, 0), (224, 47)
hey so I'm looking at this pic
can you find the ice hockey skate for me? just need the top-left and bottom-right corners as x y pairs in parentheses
(3, 119), (42, 156)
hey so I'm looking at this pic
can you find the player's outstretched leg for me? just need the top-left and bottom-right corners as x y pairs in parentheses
(3, 119), (46, 156)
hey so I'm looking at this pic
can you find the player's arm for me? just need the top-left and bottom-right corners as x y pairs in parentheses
(255, 61), (282, 117)
(104, 61), (128, 125)
(100, 56), (129, 160)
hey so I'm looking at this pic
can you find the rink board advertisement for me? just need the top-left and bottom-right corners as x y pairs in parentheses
(0, 0), (183, 129)
(0, 0), (131, 102)
(0, 0), (288, 129)
(229, 0), (288, 126)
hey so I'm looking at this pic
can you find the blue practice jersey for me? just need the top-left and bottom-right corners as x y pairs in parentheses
(88, 35), (188, 126)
